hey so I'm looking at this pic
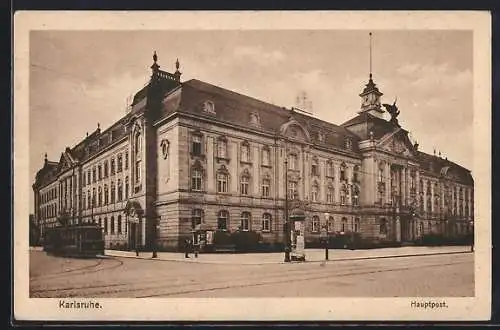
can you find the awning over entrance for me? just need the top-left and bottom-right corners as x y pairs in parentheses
(289, 208), (306, 221)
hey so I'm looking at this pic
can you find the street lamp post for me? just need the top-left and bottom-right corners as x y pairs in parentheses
(323, 213), (330, 260)
(152, 216), (159, 258)
(284, 157), (291, 263)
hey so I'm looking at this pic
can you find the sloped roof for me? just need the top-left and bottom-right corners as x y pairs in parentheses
(416, 150), (473, 185)
(172, 79), (360, 154)
(341, 112), (399, 140)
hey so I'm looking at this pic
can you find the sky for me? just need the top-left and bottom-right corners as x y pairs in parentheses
(29, 30), (473, 213)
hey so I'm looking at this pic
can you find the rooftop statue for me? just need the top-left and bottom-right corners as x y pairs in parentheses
(383, 97), (400, 126)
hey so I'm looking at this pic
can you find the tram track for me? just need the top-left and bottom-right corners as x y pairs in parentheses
(30, 255), (470, 298)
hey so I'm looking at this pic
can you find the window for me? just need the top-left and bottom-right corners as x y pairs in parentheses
(192, 134), (202, 155)
(104, 184), (109, 205)
(191, 168), (203, 191)
(326, 161), (334, 177)
(345, 138), (352, 150)
(341, 217), (348, 232)
(110, 181), (115, 203)
(352, 185), (360, 206)
(340, 163), (347, 181)
(262, 178), (270, 197)
(104, 161), (109, 178)
(92, 167), (97, 183)
(110, 158), (115, 175)
(288, 181), (298, 200)
(262, 213), (272, 232)
(379, 218), (387, 234)
(240, 174), (250, 195)
(135, 159), (142, 184)
(311, 182), (319, 202)
(419, 195), (424, 213)
(311, 158), (319, 176)
(241, 142), (250, 163)
(378, 163), (385, 182)
(111, 216), (115, 234)
(340, 184), (347, 205)
(327, 216), (335, 232)
(135, 132), (142, 184)
(82, 192), (86, 210)
(125, 176), (129, 199)
(192, 209), (203, 228)
(262, 147), (270, 166)
(98, 186), (102, 206)
(117, 154), (123, 173)
(87, 190), (91, 209)
(288, 154), (298, 170)
(241, 212), (251, 231)
(202, 100), (215, 114)
(217, 172), (228, 193)
(326, 186), (334, 204)
(98, 217), (102, 230)
(82, 173), (86, 187)
(117, 179), (123, 201)
(117, 215), (122, 234)
(103, 217), (107, 234)
(311, 216), (320, 232)
(217, 210), (228, 230)
(98, 165), (102, 181)
(353, 165), (360, 183)
(217, 138), (227, 158)
(125, 152), (129, 170)
(354, 218), (360, 232)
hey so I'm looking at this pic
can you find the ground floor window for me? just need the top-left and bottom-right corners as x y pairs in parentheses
(262, 213), (272, 232)
(240, 212), (251, 231)
(341, 217), (348, 232)
(311, 216), (320, 232)
(379, 218), (387, 235)
(327, 216), (334, 232)
(354, 218), (360, 232)
(217, 210), (228, 230)
(192, 209), (203, 228)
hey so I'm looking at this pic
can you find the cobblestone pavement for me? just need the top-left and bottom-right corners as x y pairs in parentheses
(30, 251), (474, 298)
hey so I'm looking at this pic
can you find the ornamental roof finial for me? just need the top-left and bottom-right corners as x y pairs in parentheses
(151, 51), (160, 71)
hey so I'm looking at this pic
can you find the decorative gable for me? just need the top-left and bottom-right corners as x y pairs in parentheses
(378, 130), (416, 158)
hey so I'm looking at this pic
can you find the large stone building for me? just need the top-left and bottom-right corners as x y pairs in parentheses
(32, 54), (474, 251)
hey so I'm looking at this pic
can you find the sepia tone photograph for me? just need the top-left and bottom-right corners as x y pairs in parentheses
(14, 11), (491, 321)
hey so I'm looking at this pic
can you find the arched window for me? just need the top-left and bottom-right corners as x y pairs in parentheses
(117, 215), (122, 234)
(125, 176), (129, 199)
(379, 218), (387, 235)
(192, 209), (203, 228)
(326, 160), (334, 178)
(110, 216), (115, 234)
(262, 177), (271, 197)
(352, 185), (360, 206)
(340, 162), (347, 181)
(217, 170), (229, 193)
(241, 142), (250, 163)
(117, 153), (123, 173)
(311, 182), (319, 202)
(340, 184), (348, 205)
(326, 185), (334, 204)
(262, 213), (272, 232)
(217, 137), (227, 159)
(262, 146), (270, 166)
(311, 157), (319, 176)
(98, 186), (102, 206)
(354, 218), (360, 232)
(117, 179), (123, 201)
(288, 153), (298, 170)
(353, 165), (360, 183)
(240, 173), (250, 195)
(327, 216), (335, 232)
(241, 212), (251, 231)
(311, 216), (320, 232)
(217, 210), (229, 231)
(104, 161), (109, 178)
(341, 217), (348, 233)
(191, 168), (203, 191)
(104, 184), (109, 205)
(110, 181), (115, 203)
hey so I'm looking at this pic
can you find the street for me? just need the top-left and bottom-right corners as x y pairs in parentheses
(30, 251), (474, 298)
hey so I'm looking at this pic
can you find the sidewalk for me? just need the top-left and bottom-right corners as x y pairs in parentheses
(104, 245), (472, 265)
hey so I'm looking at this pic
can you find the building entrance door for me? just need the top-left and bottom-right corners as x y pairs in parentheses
(129, 223), (136, 250)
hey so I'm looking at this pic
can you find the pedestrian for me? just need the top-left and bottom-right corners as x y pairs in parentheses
(184, 238), (191, 258)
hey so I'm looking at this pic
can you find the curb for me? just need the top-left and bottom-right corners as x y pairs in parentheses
(104, 250), (472, 266)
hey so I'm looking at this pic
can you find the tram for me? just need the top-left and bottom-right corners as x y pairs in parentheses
(43, 223), (105, 257)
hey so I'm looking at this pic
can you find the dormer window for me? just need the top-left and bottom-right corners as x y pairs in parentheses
(249, 112), (260, 127)
(202, 100), (216, 114)
(345, 138), (353, 150)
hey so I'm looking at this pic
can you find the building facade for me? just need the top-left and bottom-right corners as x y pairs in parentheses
(32, 54), (474, 251)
